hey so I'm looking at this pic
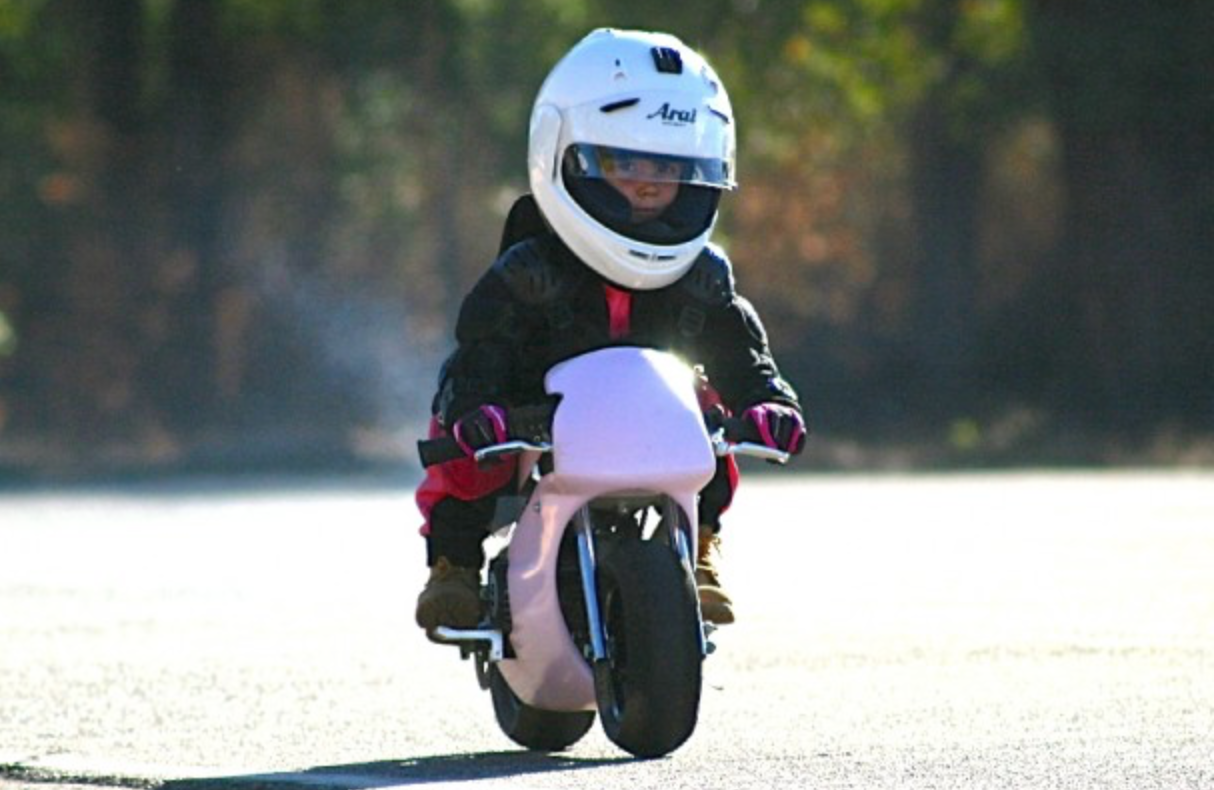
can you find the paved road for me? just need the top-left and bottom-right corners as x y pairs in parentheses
(1, 471), (1212, 789)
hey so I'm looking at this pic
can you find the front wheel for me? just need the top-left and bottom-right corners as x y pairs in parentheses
(594, 539), (703, 758)
(488, 664), (595, 752)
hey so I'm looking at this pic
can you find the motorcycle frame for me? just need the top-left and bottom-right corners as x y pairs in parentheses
(437, 347), (719, 711)
(496, 482), (703, 711)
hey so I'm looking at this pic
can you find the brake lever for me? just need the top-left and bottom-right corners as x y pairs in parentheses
(710, 430), (791, 465)
(473, 440), (554, 464)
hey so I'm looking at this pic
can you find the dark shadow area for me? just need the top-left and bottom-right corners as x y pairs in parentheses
(162, 752), (634, 789)
(0, 465), (423, 497)
(0, 441), (421, 490)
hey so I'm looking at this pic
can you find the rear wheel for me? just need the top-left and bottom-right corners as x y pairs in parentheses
(488, 664), (595, 751)
(594, 538), (702, 758)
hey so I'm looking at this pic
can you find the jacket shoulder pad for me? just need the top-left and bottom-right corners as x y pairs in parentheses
(492, 236), (569, 305)
(678, 244), (736, 307)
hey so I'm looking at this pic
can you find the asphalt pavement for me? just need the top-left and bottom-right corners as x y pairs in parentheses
(1, 471), (1212, 789)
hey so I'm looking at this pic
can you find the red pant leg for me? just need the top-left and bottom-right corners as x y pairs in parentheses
(416, 417), (518, 536)
(695, 379), (740, 521)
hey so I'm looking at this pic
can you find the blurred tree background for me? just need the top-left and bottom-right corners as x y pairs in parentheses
(0, 0), (1210, 477)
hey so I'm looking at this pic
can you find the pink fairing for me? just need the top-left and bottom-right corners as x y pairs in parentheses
(743, 402), (806, 454)
(496, 347), (717, 711)
(453, 404), (509, 457)
(547, 349), (718, 491)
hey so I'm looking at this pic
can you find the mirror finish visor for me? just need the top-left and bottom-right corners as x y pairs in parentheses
(566, 144), (734, 189)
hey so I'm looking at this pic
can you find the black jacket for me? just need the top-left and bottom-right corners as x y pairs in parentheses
(434, 230), (801, 426)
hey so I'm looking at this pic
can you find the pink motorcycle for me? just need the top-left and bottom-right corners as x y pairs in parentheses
(418, 347), (788, 758)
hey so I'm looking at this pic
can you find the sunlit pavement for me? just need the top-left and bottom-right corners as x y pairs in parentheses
(1, 471), (1212, 789)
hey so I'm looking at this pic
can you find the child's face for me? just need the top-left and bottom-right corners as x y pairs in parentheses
(601, 154), (682, 223)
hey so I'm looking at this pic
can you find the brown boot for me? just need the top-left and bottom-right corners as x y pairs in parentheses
(415, 557), (482, 638)
(695, 525), (735, 625)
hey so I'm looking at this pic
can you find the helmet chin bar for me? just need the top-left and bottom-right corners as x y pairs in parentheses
(626, 248), (679, 263)
(561, 195), (714, 291)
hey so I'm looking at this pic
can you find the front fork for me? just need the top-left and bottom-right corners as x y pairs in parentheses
(574, 498), (714, 663)
(574, 505), (608, 663)
(667, 499), (716, 656)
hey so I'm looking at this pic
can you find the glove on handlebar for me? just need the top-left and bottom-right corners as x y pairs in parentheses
(742, 403), (807, 455)
(452, 404), (509, 457)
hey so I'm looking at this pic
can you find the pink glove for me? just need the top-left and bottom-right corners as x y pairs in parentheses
(742, 403), (806, 455)
(452, 405), (509, 457)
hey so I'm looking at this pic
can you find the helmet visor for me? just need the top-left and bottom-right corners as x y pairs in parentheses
(566, 144), (734, 189)
(562, 145), (723, 247)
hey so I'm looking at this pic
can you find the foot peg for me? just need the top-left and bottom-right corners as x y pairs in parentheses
(432, 627), (506, 661)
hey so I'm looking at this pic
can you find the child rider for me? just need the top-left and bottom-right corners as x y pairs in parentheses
(414, 28), (806, 637)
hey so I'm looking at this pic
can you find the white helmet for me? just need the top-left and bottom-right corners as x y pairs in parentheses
(528, 28), (736, 290)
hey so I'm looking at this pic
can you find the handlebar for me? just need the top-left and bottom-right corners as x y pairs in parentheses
(473, 439), (553, 464)
(709, 415), (792, 465)
(416, 406), (791, 469)
(416, 403), (555, 468)
(712, 433), (792, 464)
(418, 436), (554, 468)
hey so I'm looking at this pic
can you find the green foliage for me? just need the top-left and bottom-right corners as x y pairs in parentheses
(0, 309), (15, 357)
(0, 0), (44, 40)
(0, 0), (1209, 470)
(737, 0), (1031, 154)
(219, 0), (328, 38)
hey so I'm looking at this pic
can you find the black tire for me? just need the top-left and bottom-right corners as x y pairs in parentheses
(488, 664), (595, 751)
(594, 539), (703, 758)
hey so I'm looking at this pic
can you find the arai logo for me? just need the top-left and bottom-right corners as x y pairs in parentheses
(647, 102), (697, 125)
